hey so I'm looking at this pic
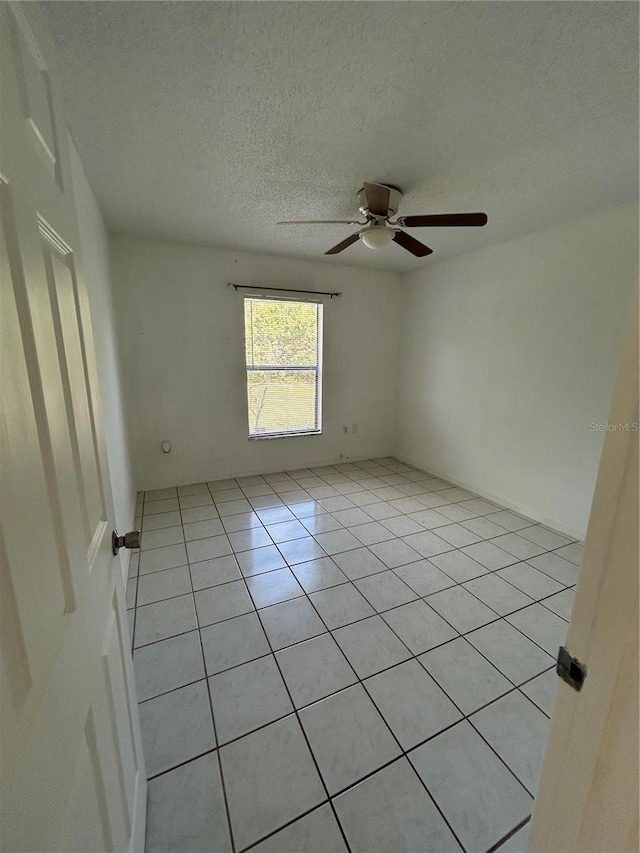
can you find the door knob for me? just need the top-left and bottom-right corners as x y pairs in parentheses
(112, 529), (141, 556)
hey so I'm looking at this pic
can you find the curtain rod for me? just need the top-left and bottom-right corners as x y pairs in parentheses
(228, 282), (342, 298)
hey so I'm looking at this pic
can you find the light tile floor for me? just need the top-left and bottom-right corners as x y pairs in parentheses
(127, 458), (583, 853)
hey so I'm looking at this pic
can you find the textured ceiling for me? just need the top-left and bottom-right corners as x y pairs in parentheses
(46, 1), (638, 273)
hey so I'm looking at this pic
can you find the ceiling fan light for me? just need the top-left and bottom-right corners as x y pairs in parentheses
(359, 226), (394, 250)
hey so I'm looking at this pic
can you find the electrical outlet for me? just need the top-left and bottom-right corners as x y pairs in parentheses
(351, 423), (358, 434)
(342, 425), (349, 434)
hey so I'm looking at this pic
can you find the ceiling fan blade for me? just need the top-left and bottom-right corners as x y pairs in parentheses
(392, 230), (433, 257)
(277, 219), (363, 225)
(397, 212), (488, 228)
(325, 232), (360, 255)
(363, 182), (391, 217)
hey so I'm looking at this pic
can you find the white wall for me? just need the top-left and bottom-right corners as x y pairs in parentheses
(395, 202), (638, 539)
(69, 142), (135, 562)
(110, 236), (401, 490)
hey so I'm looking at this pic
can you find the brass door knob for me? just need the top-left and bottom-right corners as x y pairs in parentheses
(112, 529), (141, 556)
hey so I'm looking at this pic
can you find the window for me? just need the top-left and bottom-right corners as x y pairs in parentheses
(244, 296), (323, 438)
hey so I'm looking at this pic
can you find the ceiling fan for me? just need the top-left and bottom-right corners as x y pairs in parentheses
(277, 182), (487, 257)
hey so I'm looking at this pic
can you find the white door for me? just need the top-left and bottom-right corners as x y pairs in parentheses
(0, 4), (146, 851)
(529, 289), (638, 850)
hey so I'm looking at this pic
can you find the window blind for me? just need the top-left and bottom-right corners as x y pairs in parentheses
(244, 296), (323, 438)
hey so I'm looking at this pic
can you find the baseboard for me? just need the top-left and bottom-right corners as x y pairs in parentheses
(216, 451), (396, 483)
(393, 450), (585, 543)
(117, 491), (139, 585)
(135, 448), (585, 542)
(129, 490), (138, 526)
(129, 767), (147, 853)
(137, 450), (396, 494)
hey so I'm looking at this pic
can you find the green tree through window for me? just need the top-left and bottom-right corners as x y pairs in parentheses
(244, 297), (323, 437)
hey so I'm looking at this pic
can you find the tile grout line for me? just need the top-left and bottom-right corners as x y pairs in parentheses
(262, 573), (473, 852)
(487, 814), (532, 852)
(234, 537), (549, 811)
(131, 558), (570, 682)
(249, 563), (542, 813)
(131, 561), (572, 672)
(174, 483), (236, 853)
(143, 663), (547, 816)
(135, 460), (580, 851)
(141, 545), (546, 844)
(139, 489), (578, 583)
(136, 477), (576, 612)
(142, 457), (579, 543)
(132, 548), (573, 625)
(132, 555), (572, 622)
(240, 568), (355, 853)
(237, 800), (335, 853)
(193, 480), (238, 853)
(133, 503), (572, 697)
(132, 550), (568, 767)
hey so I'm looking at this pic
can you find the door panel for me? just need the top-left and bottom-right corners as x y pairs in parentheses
(61, 709), (114, 853)
(7, 3), (63, 186)
(41, 227), (105, 545)
(0, 4), (146, 850)
(0, 178), (73, 703)
(529, 290), (638, 850)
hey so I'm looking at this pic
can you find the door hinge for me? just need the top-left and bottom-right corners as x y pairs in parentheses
(556, 646), (587, 691)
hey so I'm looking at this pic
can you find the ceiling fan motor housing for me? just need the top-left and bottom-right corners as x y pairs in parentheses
(357, 184), (402, 219)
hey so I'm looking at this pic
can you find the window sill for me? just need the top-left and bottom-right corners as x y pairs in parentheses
(248, 430), (322, 441)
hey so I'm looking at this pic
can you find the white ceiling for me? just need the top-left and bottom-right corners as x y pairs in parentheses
(45, 1), (638, 273)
